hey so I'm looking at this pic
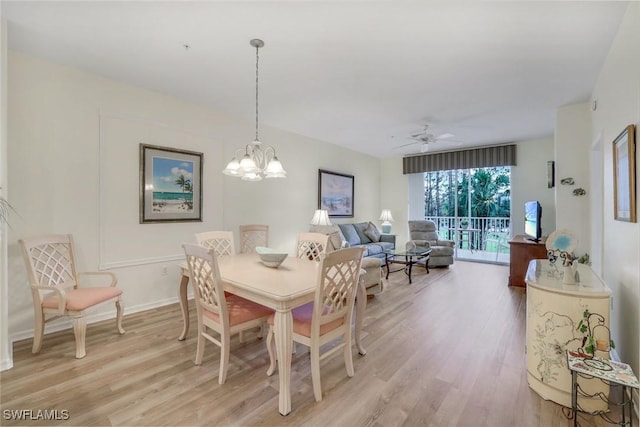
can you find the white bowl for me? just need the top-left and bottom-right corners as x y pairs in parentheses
(255, 246), (288, 268)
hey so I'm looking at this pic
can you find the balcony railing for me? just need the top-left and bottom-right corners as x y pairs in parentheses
(424, 216), (511, 262)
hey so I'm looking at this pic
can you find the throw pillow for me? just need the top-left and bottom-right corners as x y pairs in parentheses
(364, 221), (381, 242)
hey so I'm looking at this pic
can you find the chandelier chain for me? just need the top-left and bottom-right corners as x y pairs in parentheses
(255, 43), (260, 142)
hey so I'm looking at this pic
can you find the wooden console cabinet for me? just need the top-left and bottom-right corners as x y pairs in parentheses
(508, 234), (547, 287)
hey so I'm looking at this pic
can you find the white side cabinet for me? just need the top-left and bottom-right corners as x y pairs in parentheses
(525, 259), (612, 412)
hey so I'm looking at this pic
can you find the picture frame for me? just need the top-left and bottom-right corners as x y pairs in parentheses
(547, 160), (555, 188)
(318, 169), (354, 218)
(612, 124), (636, 222)
(139, 143), (203, 223)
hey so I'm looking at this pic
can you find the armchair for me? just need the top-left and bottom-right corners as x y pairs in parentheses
(408, 220), (455, 267)
(19, 234), (125, 358)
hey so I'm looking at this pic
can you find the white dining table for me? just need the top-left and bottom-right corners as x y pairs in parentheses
(177, 253), (367, 415)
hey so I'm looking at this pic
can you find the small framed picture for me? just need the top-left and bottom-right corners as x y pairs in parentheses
(139, 144), (203, 223)
(547, 160), (555, 188)
(612, 125), (636, 222)
(318, 169), (354, 218)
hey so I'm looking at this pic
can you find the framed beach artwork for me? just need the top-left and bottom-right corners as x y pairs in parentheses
(139, 144), (203, 223)
(612, 124), (636, 223)
(318, 169), (354, 218)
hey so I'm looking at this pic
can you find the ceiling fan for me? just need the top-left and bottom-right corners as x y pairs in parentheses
(394, 124), (460, 152)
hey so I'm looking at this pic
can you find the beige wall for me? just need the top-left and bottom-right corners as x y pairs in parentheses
(4, 52), (381, 350)
(591, 1), (640, 392)
(554, 103), (592, 255)
(511, 137), (556, 238)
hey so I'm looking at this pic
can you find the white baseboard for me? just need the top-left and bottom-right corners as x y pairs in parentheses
(0, 342), (13, 371)
(9, 296), (182, 345)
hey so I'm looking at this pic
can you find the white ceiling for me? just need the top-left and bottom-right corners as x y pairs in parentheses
(1, 1), (629, 158)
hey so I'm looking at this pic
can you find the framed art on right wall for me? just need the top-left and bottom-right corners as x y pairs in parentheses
(612, 124), (636, 222)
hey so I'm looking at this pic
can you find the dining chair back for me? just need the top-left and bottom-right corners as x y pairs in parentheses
(296, 232), (330, 261)
(19, 234), (125, 358)
(195, 231), (235, 256)
(239, 224), (269, 254)
(266, 246), (365, 402)
(183, 243), (272, 384)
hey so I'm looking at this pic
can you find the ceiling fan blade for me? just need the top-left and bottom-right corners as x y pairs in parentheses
(436, 132), (455, 140)
(393, 141), (421, 149)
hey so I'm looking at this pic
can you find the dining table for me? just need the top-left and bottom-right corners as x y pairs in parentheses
(177, 253), (367, 415)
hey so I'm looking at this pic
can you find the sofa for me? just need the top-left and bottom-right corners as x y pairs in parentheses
(408, 220), (455, 267)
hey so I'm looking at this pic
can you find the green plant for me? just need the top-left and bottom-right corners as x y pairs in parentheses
(575, 253), (592, 265)
(576, 309), (615, 356)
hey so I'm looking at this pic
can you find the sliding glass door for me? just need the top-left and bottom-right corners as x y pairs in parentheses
(423, 166), (511, 263)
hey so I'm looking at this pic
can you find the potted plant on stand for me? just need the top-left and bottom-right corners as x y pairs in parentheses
(459, 219), (469, 229)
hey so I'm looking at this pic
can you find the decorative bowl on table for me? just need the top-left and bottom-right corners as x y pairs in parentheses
(255, 246), (288, 268)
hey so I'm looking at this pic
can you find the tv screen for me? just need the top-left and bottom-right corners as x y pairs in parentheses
(524, 201), (542, 242)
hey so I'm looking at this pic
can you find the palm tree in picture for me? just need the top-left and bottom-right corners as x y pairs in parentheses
(174, 174), (193, 210)
(183, 181), (193, 209)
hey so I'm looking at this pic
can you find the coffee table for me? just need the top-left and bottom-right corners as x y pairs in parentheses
(384, 246), (431, 284)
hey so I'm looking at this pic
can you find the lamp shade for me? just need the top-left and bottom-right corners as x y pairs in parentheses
(379, 209), (394, 223)
(310, 209), (332, 226)
(379, 209), (394, 233)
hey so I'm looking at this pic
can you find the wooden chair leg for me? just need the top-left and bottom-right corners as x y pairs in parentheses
(72, 316), (87, 359)
(218, 333), (231, 384)
(32, 309), (44, 354)
(194, 325), (205, 365)
(310, 346), (323, 402)
(344, 330), (355, 377)
(115, 298), (125, 334)
(266, 325), (276, 376)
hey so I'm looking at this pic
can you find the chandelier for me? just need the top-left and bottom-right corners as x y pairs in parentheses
(222, 39), (286, 181)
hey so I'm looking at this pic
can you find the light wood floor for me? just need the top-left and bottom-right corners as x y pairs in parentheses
(1, 261), (635, 426)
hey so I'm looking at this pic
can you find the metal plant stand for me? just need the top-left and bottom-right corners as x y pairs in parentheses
(567, 351), (640, 427)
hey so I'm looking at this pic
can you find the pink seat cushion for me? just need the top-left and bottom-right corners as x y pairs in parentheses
(42, 287), (122, 311)
(204, 294), (273, 326)
(268, 302), (344, 337)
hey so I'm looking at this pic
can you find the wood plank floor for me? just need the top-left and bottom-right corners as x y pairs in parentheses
(1, 261), (635, 426)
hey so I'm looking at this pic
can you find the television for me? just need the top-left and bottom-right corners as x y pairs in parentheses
(524, 201), (542, 242)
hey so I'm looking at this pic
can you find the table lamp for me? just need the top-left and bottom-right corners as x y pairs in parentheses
(379, 209), (394, 234)
(310, 209), (332, 226)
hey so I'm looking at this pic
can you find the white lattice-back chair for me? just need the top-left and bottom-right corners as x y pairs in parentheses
(195, 231), (235, 256)
(296, 232), (330, 261)
(239, 224), (269, 254)
(19, 234), (125, 359)
(266, 246), (365, 402)
(182, 243), (273, 384)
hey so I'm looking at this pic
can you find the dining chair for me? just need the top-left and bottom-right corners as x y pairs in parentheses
(296, 232), (330, 261)
(183, 243), (273, 384)
(19, 234), (125, 358)
(239, 224), (269, 254)
(195, 231), (235, 256)
(265, 246), (365, 402)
